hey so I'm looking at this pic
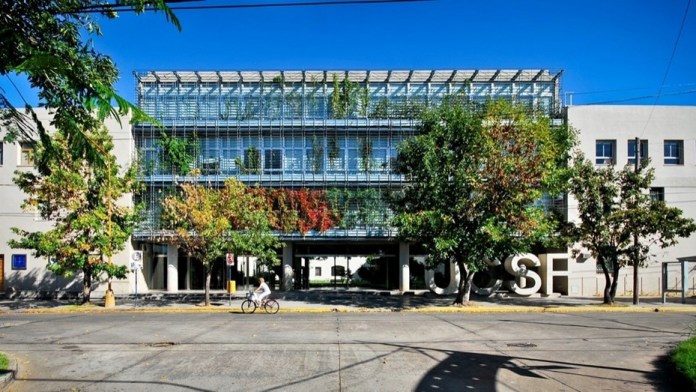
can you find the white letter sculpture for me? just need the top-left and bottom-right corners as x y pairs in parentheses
(504, 254), (542, 296)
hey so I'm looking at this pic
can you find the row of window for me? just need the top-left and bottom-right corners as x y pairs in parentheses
(140, 95), (555, 121)
(139, 136), (404, 176)
(596, 139), (684, 165)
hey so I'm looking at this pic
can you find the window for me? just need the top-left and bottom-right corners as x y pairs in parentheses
(627, 139), (648, 166)
(664, 140), (684, 165)
(331, 265), (346, 277)
(264, 149), (282, 173)
(12, 254), (27, 270)
(315, 267), (322, 277)
(0, 142), (3, 165)
(20, 142), (34, 166)
(650, 187), (665, 202)
(595, 140), (616, 165)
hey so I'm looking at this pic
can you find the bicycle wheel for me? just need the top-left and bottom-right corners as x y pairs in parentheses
(263, 299), (279, 314)
(241, 299), (257, 314)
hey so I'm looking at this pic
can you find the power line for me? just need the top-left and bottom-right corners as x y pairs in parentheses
(76, 0), (431, 13)
(639, 0), (692, 138)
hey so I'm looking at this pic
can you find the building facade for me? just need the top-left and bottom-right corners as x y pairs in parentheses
(4, 70), (692, 299)
(131, 69), (563, 294)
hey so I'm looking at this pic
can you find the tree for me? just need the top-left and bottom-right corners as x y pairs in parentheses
(9, 127), (140, 303)
(0, 0), (179, 170)
(392, 100), (573, 304)
(161, 178), (280, 306)
(568, 155), (696, 304)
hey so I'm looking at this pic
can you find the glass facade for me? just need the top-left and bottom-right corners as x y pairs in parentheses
(133, 69), (562, 240)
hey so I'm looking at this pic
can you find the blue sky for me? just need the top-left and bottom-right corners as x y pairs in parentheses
(4, 0), (696, 106)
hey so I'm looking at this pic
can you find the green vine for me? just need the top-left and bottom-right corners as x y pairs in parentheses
(157, 132), (196, 175)
(331, 74), (344, 119)
(310, 136), (324, 173)
(359, 137), (373, 173)
(331, 74), (359, 119)
(371, 98), (389, 119)
(236, 146), (261, 174)
(360, 83), (370, 117)
(327, 136), (340, 162)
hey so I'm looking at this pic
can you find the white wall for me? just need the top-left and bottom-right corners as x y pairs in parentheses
(567, 105), (696, 296)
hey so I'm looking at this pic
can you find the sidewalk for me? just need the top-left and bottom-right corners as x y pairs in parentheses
(2, 289), (696, 313)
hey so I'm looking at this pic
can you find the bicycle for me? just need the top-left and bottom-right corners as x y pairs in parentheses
(241, 291), (280, 314)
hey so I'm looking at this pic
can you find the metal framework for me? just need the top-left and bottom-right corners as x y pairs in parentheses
(132, 69), (562, 240)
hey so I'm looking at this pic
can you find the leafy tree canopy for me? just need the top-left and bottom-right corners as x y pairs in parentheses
(392, 100), (574, 304)
(161, 178), (280, 306)
(0, 0), (179, 170)
(568, 155), (696, 304)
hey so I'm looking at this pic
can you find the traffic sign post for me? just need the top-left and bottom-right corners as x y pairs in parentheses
(131, 251), (144, 308)
(226, 253), (235, 306)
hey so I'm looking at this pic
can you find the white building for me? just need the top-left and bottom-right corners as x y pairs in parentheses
(566, 105), (696, 296)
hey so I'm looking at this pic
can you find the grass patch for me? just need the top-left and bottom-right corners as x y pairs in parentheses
(671, 335), (696, 389)
(0, 353), (9, 371)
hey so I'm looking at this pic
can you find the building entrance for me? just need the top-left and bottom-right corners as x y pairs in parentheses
(292, 243), (403, 290)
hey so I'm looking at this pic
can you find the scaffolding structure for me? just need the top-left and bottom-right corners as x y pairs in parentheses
(132, 69), (563, 241)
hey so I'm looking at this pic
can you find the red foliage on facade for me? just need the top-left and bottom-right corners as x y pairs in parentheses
(250, 188), (340, 234)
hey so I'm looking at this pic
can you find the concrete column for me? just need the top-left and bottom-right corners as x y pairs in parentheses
(399, 242), (410, 292)
(166, 244), (179, 293)
(281, 242), (294, 291)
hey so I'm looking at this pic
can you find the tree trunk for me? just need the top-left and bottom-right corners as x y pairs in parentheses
(632, 244), (640, 305)
(609, 264), (621, 304)
(205, 268), (212, 307)
(598, 257), (613, 304)
(453, 261), (474, 305)
(82, 266), (92, 304)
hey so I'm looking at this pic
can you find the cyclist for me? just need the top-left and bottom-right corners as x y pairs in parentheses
(253, 277), (271, 304)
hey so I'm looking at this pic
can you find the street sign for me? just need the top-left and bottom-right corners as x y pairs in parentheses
(226, 253), (235, 266)
(130, 251), (144, 271)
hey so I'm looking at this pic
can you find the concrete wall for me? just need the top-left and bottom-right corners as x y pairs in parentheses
(567, 105), (696, 297)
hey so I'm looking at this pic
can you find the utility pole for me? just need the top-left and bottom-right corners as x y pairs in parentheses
(633, 137), (640, 305)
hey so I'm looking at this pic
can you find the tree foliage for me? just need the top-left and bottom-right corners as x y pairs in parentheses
(161, 178), (280, 306)
(9, 127), (140, 303)
(0, 0), (180, 170)
(251, 188), (340, 234)
(568, 155), (696, 304)
(392, 100), (574, 304)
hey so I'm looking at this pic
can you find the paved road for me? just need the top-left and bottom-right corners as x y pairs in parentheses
(1, 312), (694, 391)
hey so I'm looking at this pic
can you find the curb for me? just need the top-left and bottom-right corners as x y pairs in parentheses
(0, 356), (17, 391)
(12, 305), (696, 315)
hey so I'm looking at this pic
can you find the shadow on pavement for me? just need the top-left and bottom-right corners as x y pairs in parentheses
(409, 346), (679, 392)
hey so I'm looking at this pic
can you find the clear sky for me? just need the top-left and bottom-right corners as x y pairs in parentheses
(4, 0), (695, 107)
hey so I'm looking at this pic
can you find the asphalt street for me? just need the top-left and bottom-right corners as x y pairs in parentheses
(0, 311), (694, 392)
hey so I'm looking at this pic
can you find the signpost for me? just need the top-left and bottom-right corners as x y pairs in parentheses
(226, 253), (235, 306)
(130, 251), (143, 308)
